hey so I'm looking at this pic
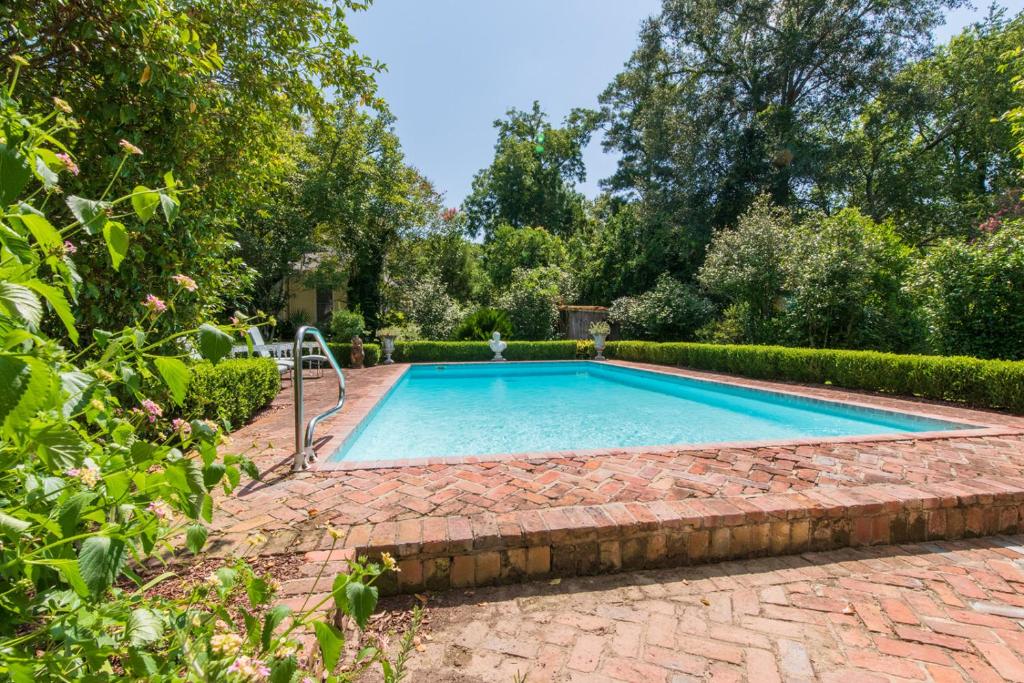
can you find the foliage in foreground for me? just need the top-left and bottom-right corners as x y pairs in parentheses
(0, 78), (406, 681)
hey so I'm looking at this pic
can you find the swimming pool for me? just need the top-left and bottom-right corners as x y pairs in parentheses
(328, 361), (969, 463)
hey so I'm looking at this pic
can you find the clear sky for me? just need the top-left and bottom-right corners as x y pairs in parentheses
(347, 1), (1024, 208)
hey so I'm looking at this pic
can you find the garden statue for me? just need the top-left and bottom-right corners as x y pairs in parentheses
(489, 331), (507, 361)
(351, 335), (365, 369)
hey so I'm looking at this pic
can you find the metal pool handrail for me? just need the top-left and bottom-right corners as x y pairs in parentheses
(293, 326), (345, 472)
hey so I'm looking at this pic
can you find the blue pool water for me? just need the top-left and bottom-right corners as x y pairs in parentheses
(329, 362), (968, 463)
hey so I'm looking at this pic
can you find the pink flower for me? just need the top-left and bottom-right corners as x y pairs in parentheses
(63, 240), (77, 255)
(119, 139), (143, 156)
(143, 294), (167, 315)
(141, 398), (163, 423)
(225, 656), (270, 680)
(230, 316), (240, 326)
(55, 152), (79, 176)
(172, 274), (198, 292)
(147, 500), (171, 519)
(171, 418), (191, 434)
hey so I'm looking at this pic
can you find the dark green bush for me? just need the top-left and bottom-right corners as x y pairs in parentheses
(452, 307), (514, 340)
(327, 342), (382, 367)
(604, 341), (1024, 412)
(392, 340), (579, 362)
(184, 358), (281, 427)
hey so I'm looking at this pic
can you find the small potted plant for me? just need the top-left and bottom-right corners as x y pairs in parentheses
(377, 323), (420, 365)
(589, 320), (610, 360)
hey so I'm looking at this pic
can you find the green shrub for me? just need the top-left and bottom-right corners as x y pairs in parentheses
(910, 223), (1024, 359)
(327, 308), (366, 342)
(392, 340), (579, 362)
(452, 307), (514, 340)
(496, 265), (574, 340)
(604, 341), (1024, 412)
(327, 342), (382, 367)
(184, 358), (281, 427)
(609, 274), (714, 341)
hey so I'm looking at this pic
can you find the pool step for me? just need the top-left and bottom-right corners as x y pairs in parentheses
(341, 478), (1024, 595)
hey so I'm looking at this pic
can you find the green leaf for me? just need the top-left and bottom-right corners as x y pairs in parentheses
(202, 463), (225, 489)
(0, 510), (31, 537)
(164, 459), (205, 496)
(159, 193), (179, 225)
(34, 155), (58, 190)
(126, 608), (163, 645)
(197, 323), (232, 365)
(0, 143), (31, 205)
(153, 356), (190, 405)
(312, 621), (345, 672)
(331, 573), (351, 614)
(0, 356), (55, 437)
(58, 491), (96, 537)
(102, 220), (129, 271)
(0, 281), (42, 327)
(77, 536), (127, 596)
(269, 656), (297, 683)
(54, 558), (89, 597)
(60, 371), (96, 417)
(31, 422), (89, 469)
(344, 581), (378, 630)
(25, 280), (78, 343)
(104, 470), (130, 498)
(186, 524), (208, 554)
(0, 221), (33, 263)
(65, 196), (110, 234)
(19, 213), (62, 253)
(200, 493), (213, 523)
(261, 604), (292, 651)
(130, 186), (160, 224)
(247, 576), (272, 606)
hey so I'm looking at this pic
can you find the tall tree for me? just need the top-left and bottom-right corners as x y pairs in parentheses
(463, 102), (592, 240)
(304, 106), (439, 331)
(832, 10), (1024, 245)
(597, 0), (959, 269)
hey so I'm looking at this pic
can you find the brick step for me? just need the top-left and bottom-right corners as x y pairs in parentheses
(340, 477), (1024, 595)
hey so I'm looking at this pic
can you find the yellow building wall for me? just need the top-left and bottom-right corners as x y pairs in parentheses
(281, 278), (347, 325)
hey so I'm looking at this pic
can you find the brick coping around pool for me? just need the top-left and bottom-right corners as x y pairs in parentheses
(312, 359), (1007, 471)
(204, 361), (1024, 596)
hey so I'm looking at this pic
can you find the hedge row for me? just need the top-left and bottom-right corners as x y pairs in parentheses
(390, 340), (583, 363)
(326, 342), (382, 367)
(184, 358), (281, 428)
(603, 341), (1024, 413)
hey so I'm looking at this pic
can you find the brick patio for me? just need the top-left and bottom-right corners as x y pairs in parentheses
(398, 536), (1024, 682)
(207, 361), (1024, 595)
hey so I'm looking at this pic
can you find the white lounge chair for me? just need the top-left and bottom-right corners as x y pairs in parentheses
(232, 327), (294, 378)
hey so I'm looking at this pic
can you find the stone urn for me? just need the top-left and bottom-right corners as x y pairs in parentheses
(489, 331), (507, 361)
(592, 333), (607, 361)
(381, 334), (396, 365)
(350, 335), (365, 369)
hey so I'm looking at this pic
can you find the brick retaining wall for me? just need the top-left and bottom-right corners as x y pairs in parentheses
(343, 478), (1024, 595)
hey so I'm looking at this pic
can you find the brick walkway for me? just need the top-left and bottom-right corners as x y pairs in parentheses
(400, 536), (1024, 682)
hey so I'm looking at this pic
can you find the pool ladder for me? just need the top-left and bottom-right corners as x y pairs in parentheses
(292, 326), (346, 472)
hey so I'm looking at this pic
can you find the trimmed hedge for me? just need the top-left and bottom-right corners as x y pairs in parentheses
(326, 342), (382, 367)
(392, 340), (581, 363)
(184, 358), (281, 428)
(604, 341), (1024, 413)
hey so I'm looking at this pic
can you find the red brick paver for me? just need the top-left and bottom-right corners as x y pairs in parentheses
(399, 536), (1024, 682)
